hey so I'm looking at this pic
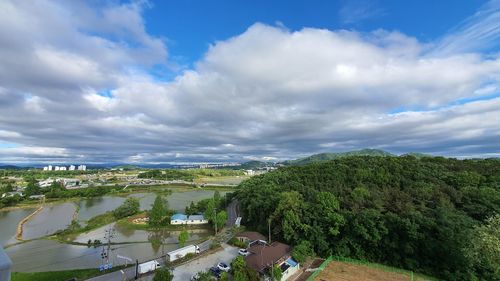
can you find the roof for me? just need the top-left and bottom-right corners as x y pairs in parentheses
(188, 215), (205, 220)
(245, 242), (292, 273)
(235, 231), (266, 241)
(171, 213), (188, 221)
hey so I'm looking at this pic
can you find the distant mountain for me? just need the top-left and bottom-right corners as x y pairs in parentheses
(282, 149), (394, 166)
(0, 165), (23, 170)
(401, 152), (434, 159)
(239, 161), (275, 170)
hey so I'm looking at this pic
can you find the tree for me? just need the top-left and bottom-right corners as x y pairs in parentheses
(113, 197), (140, 219)
(269, 265), (282, 281)
(24, 180), (41, 196)
(150, 195), (166, 226)
(468, 214), (500, 279)
(292, 240), (315, 263)
(215, 210), (228, 232)
(178, 229), (189, 246)
(153, 267), (173, 281)
(204, 199), (216, 223)
(231, 256), (248, 281)
(220, 272), (228, 281)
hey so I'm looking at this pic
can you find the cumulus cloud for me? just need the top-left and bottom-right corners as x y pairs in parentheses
(0, 0), (499, 163)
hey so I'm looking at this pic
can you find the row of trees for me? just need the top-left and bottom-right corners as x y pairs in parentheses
(237, 156), (500, 280)
(185, 191), (229, 233)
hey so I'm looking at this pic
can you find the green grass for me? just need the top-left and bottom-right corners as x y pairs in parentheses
(12, 268), (102, 281)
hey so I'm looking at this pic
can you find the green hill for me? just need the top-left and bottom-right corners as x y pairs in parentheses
(237, 156), (500, 280)
(282, 148), (394, 165)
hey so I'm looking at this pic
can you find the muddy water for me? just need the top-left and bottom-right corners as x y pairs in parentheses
(0, 208), (35, 246)
(22, 202), (76, 240)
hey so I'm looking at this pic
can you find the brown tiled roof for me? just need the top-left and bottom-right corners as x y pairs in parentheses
(245, 242), (291, 273)
(235, 231), (266, 241)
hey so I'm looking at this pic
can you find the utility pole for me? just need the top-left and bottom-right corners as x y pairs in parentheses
(102, 227), (115, 265)
(214, 207), (217, 235)
(268, 217), (271, 243)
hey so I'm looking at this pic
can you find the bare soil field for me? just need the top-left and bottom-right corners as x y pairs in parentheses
(314, 261), (430, 281)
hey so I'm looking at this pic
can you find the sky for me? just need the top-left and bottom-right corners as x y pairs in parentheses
(0, 0), (499, 164)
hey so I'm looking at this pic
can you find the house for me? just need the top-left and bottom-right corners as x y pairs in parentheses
(245, 241), (300, 281)
(170, 213), (208, 225)
(1, 192), (23, 198)
(235, 231), (266, 244)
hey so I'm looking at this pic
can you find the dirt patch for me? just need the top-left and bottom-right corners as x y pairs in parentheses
(314, 261), (425, 281)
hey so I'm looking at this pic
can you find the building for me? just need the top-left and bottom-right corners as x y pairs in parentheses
(69, 165), (76, 171)
(235, 231), (266, 244)
(43, 167), (48, 171)
(47, 165), (53, 171)
(61, 178), (81, 189)
(59, 166), (67, 171)
(170, 213), (209, 225)
(245, 239), (300, 281)
(78, 165), (87, 171)
(54, 166), (60, 171)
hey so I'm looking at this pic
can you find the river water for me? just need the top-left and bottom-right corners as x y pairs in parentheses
(1, 189), (227, 272)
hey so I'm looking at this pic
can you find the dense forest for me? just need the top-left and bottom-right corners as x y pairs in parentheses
(236, 156), (500, 280)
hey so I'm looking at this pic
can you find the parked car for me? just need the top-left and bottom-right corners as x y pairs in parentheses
(210, 266), (222, 278)
(217, 262), (231, 272)
(238, 248), (249, 256)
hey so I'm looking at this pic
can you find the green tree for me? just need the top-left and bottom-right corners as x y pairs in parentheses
(24, 180), (41, 196)
(220, 272), (228, 281)
(195, 271), (213, 281)
(215, 210), (228, 232)
(178, 229), (189, 246)
(231, 256), (248, 281)
(292, 240), (315, 263)
(204, 199), (216, 223)
(468, 214), (500, 279)
(269, 265), (282, 281)
(149, 195), (166, 226)
(153, 267), (173, 281)
(113, 197), (140, 219)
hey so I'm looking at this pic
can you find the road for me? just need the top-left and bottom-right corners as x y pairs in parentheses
(226, 199), (240, 227)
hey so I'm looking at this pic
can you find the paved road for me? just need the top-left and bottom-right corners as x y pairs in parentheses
(87, 266), (136, 281)
(226, 199), (240, 227)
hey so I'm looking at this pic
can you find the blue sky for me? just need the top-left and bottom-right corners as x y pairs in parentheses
(143, 0), (489, 66)
(0, 0), (499, 163)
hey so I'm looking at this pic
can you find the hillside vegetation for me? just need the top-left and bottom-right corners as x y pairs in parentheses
(237, 156), (500, 280)
(282, 149), (394, 165)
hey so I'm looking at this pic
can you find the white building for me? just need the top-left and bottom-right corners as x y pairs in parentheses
(47, 165), (53, 171)
(78, 165), (87, 171)
(170, 214), (209, 225)
(43, 167), (48, 171)
(59, 166), (67, 171)
(69, 165), (76, 171)
(54, 166), (60, 171)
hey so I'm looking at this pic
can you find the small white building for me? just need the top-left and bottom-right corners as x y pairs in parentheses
(59, 166), (67, 171)
(170, 214), (208, 225)
(69, 165), (76, 171)
(47, 165), (53, 171)
(78, 165), (87, 171)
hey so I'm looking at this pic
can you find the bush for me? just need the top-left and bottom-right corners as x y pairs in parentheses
(113, 197), (140, 219)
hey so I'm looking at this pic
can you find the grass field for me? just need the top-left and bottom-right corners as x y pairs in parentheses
(12, 268), (105, 281)
(313, 260), (436, 281)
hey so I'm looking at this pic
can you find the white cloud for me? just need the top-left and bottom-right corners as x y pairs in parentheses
(0, 1), (499, 163)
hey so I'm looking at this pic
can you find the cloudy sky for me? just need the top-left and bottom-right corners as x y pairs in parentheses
(0, 0), (499, 164)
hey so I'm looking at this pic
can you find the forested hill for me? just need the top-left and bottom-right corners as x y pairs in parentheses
(236, 156), (500, 280)
(282, 148), (394, 165)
